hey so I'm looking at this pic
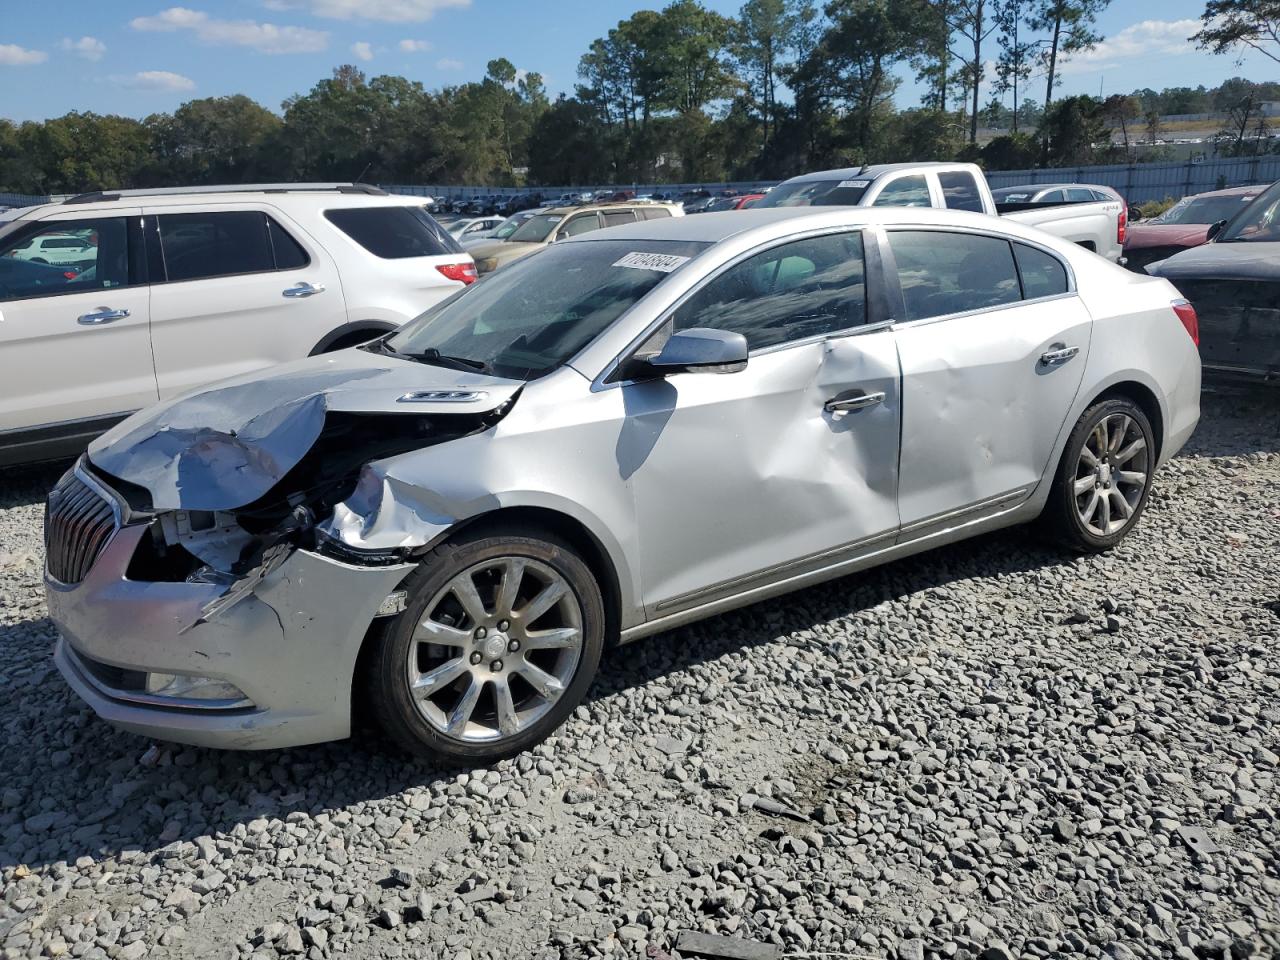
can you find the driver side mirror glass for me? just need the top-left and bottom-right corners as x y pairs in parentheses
(1207, 219), (1227, 241)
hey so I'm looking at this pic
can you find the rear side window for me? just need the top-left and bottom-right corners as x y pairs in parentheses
(601, 210), (638, 228)
(560, 214), (600, 238)
(673, 231), (866, 350)
(1014, 243), (1069, 299)
(267, 218), (310, 269)
(888, 230), (1021, 321)
(640, 207), (672, 221)
(158, 212), (276, 281)
(325, 206), (464, 259)
(939, 171), (985, 212)
(872, 175), (932, 207)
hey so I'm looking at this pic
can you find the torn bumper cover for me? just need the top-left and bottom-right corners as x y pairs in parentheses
(50, 522), (412, 750)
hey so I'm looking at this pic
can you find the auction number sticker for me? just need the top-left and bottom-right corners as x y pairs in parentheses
(614, 252), (691, 272)
(837, 180), (871, 188)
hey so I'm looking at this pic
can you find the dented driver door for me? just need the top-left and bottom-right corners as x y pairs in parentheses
(622, 228), (902, 620)
(886, 228), (1092, 533)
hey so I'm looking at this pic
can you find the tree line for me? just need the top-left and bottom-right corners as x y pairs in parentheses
(2, 0), (1278, 195)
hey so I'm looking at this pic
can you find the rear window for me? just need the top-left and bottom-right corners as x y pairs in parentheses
(325, 205), (463, 259)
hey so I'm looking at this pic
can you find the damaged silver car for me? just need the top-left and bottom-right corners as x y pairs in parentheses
(46, 207), (1202, 763)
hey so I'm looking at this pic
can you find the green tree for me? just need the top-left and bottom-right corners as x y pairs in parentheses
(1029, 0), (1110, 117)
(1102, 93), (1140, 155)
(1037, 93), (1107, 164)
(980, 130), (1041, 167)
(993, 0), (1035, 132)
(527, 96), (613, 184)
(1194, 0), (1280, 64)
(735, 0), (814, 149)
(146, 95), (282, 185)
(949, 0), (999, 143)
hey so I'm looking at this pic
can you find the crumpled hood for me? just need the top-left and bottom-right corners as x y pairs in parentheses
(88, 348), (523, 512)
(1124, 223), (1211, 251)
(1145, 241), (1280, 281)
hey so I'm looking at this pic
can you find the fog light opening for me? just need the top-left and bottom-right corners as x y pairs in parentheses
(144, 672), (250, 704)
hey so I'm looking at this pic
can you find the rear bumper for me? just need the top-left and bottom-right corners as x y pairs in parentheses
(47, 522), (413, 751)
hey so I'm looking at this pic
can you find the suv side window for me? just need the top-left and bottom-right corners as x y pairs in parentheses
(938, 171), (985, 212)
(601, 210), (638, 228)
(158, 211), (276, 282)
(560, 214), (601, 239)
(888, 230), (1021, 321)
(324, 205), (464, 258)
(672, 231), (867, 351)
(872, 175), (931, 207)
(640, 207), (672, 221)
(0, 217), (132, 302)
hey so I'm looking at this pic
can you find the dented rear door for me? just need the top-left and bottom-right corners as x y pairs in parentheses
(886, 228), (1092, 533)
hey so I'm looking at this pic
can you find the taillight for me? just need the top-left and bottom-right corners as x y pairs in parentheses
(436, 262), (477, 285)
(1117, 198), (1127, 245)
(1172, 299), (1199, 347)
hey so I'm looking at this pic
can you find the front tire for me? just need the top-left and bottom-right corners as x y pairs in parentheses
(367, 529), (605, 765)
(1042, 397), (1155, 552)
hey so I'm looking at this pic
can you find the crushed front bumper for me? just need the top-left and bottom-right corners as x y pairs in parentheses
(47, 522), (413, 750)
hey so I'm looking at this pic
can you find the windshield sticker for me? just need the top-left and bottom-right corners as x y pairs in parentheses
(837, 180), (871, 189)
(613, 252), (691, 273)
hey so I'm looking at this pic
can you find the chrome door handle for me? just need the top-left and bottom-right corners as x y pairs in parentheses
(283, 282), (325, 298)
(825, 391), (886, 413)
(77, 307), (130, 325)
(1039, 345), (1080, 366)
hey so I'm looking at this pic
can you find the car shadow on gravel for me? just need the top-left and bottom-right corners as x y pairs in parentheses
(1, 387), (1276, 872)
(0, 460), (70, 509)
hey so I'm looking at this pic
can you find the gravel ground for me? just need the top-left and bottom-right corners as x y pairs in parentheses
(0, 390), (1277, 960)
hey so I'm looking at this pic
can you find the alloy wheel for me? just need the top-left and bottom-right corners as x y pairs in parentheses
(406, 557), (584, 743)
(1073, 413), (1150, 538)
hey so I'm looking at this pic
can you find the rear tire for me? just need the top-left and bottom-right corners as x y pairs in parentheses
(1041, 397), (1155, 552)
(366, 528), (605, 766)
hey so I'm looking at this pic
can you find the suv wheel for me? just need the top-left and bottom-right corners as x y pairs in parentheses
(367, 529), (605, 765)
(1042, 397), (1155, 552)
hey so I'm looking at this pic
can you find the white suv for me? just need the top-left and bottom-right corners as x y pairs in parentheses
(0, 184), (477, 466)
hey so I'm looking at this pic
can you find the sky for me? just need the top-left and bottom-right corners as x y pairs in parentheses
(1, 0), (1278, 123)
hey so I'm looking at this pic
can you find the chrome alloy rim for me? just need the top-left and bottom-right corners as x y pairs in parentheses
(1073, 413), (1150, 537)
(406, 557), (584, 743)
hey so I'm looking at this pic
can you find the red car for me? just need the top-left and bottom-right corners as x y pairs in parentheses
(1123, 184), (1265, 273)
(733, 193), (766, 209)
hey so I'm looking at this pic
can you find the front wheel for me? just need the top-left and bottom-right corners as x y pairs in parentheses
(1041, 397), (1155, 552)
(366, 529), (605, 765)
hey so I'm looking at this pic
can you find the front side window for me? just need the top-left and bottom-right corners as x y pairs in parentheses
(1066, 188), (1098, 202)
(872, 175), (932, 208)
(939, 171), (985, 212)
(672, 231), (867, 351)
(324, 205), (464, 258)
(385, 239), (708, 380)
(1038, 189), (1066, 202)
(0, 217), (130, 302)
(1217, 180), (1280, 242)
(888, 230), (1021, 322)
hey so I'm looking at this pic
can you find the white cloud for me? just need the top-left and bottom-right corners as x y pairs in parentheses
(351, 41), (374, 61)
(299, 0), (470, 23)
(399, 39), (432, 52)
(435, 57), (463, 71)
(1058, 19), (1199, 76)
(60, 36), (107, 61)
(0, 44), (48, 66)
(120, 70), (197, 91)
(131, 7), (329, 54)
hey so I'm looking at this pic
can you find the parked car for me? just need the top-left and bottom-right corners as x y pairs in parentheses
(1122, 185), (1266, 273)
(460, 209), (545, 250)
(45, 205), (1199, 762)
(6, 231), (98, 267)
(736, 194), (767, 209)
(0, 183), (476, 466)
(468, 202), (682, 274)
(759, 163), (1127, 262)
(1145, 178), (1280, 383)
(448, 216), (505, 241)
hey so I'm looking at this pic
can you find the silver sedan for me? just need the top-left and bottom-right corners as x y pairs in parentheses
(46, 207), (1201, 763)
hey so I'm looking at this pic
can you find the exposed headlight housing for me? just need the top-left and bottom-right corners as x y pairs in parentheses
(144, 672), (250, 705)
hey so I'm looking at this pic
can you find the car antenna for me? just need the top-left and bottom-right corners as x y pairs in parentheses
(355, 161), (373, 185)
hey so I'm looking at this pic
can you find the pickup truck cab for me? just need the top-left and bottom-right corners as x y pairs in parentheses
(757, 162), (1125, 262)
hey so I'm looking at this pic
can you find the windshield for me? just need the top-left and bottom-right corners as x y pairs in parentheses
(1155, 194), (1258, 226)
(508, 213), (562, 243)
(385, 239), (709, 380)
(755, 178), (870, 208)
(1218, 181), (1280, 242)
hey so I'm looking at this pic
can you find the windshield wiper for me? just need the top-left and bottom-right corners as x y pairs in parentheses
(407, 348), (490, 373)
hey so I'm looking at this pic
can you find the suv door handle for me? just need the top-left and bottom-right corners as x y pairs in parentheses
(1039, 345), (1080, 366)
(283, 282), (325, 299)
(825, 391), (886, 413)
(77, 307), (130, 325)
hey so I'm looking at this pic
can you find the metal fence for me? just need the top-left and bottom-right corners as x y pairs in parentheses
(6, 155), (1278, 211)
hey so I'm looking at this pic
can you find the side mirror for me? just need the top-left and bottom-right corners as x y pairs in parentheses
(631, 327), (748, 378)
(1128, 204), (1143, 223)
(1206, 219), (1227, 241)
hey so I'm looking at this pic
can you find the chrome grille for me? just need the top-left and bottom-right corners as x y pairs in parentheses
(44, 470), (118, 584)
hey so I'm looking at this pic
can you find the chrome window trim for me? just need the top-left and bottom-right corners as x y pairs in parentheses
(592, 225), (876, 392)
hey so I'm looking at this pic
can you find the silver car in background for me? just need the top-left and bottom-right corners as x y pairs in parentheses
(45, 207), (1201, 764)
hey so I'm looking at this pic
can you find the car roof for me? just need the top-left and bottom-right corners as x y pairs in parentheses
(1189, 184), (1265, 198)
(782, 162), (978, 185)
(538, 202), (680, 216)
(562, 205), (1068, 248)
(992, 183), (1115, 194)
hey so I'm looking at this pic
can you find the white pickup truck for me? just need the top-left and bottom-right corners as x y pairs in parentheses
(755, 161), (1126, 262)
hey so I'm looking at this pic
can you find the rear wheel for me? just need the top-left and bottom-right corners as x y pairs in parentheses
(1042, 397), (1155, 552)
(367, 529), (604, 765)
